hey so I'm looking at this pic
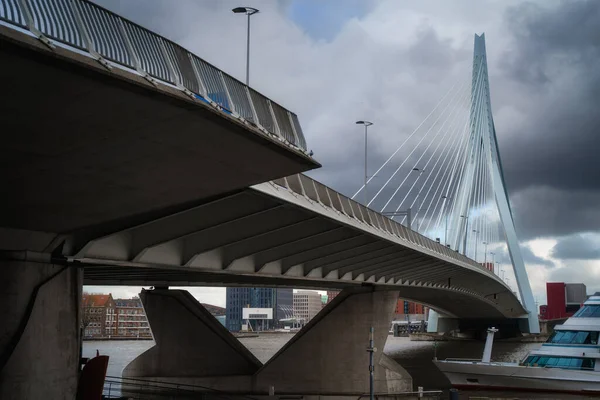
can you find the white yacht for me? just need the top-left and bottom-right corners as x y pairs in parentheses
(433, 293), (600, 395)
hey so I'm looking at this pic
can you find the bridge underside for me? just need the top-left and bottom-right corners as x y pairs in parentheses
(0, 26), (318, 251)
(76, 178), (525, 320)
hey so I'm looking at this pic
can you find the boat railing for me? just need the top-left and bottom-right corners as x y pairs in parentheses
(102, 375), (259, 399)
(102, 376), (443, 399)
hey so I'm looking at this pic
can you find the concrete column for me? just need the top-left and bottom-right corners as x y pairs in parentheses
(254, 287), (411, 394)
(0, 259), (82, 400)
(124, 289), (262, 380)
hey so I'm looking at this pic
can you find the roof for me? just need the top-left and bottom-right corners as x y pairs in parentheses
(82, 293), (113, 307)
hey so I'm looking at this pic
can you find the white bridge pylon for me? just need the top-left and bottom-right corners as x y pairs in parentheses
(353, 34), (539, 333)
(451, 34), (539, 333)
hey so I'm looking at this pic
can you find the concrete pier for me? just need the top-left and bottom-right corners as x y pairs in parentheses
(124, 289), (261, 379)
(0, 258), (81, 400)
(124, 287), (412, 396)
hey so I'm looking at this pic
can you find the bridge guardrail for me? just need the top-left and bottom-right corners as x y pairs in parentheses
(0, 0), (308, 152)
(274, 174), (495, 276)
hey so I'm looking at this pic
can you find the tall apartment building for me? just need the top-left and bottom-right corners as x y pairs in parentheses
(82, 294), (152, 339)
(82, 293), (116, 338)
(114, 298), (152, 338)
(293, 290), (322, 324)
(225, 287), (293, 331)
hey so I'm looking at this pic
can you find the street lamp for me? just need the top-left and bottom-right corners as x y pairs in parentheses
(472, 229), (480, 261)
(482, 241), (488, 264)
(441, 196), (452, 246)
(356, 121), (373, 205)
(232, 7), (259, 85)
(495, 261), (500, 275)
(460, 215), (469, 255)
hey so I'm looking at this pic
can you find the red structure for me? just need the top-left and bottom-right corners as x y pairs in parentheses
(394, 300), (426, 315)
(540, 282), (587, 320)
(481, 262), (494, 272)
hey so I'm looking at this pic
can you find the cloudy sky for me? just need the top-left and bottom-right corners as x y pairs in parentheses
(86, 0), (600, 308)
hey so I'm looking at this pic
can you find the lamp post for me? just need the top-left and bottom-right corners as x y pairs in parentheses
(232, 7), (259, 86)
(472, 229), (479, 261)
(442, 195), (452, 246)
(460, 215), (469, 255)
(356, 121), (373, 205)
(495, 261), (500, 276)
(483, 241), (488, 264)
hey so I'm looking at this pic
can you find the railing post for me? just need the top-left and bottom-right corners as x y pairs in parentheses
(17, 0), (55, 49)
(245, 86), (260, 127)
(117, 18), (156, 86)
(218, 71), (237, 116)
(188, 54), (209, 99)
(287, 110), (301, 148)
(267, 99), (283, 140)
(69, 0), (111, 70)
(159, 40), (195, 99)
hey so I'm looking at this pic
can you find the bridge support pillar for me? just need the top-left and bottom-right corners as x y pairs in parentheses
(0, 258), (81, 400)
(254, 287), (411, 394)
(124, 287), (411, 396)
(123, 288), (262, 392)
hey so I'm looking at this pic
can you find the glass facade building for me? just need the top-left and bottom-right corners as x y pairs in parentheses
(226, 287), (292, 331)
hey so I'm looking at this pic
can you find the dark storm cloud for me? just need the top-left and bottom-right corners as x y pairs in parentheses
(497, 1), (600, 239)
(494, 243), (554, 268)
(551, 234), (600, 260)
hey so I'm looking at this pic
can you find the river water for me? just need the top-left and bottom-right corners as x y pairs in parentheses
(83, 335), (590, 399)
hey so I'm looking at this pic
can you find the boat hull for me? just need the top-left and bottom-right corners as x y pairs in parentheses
(433, 360), (600, 395)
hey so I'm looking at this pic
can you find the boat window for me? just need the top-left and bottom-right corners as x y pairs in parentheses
(572, 332), (589, 344)
(569, 358), (583, 368)
(556, 358), (571, 367)
(574, 305), (600, 317)
(559, 331), (576, 343)
(550, 331), (565, 342)
(582, 358), (595, 369)
(545, 357), (559, 366)
(527, 356), (594, 369)
(537, 356), (549, 366)
(524, 356), (539, 366)
(549, 330), (599, 344)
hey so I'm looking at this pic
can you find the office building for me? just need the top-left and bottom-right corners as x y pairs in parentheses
(225, 287), (292, 331)
(293, 290), (322, 324)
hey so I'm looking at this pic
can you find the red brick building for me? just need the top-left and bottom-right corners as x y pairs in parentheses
(326, 290), (340, 304)
(82, 293), (116, 338)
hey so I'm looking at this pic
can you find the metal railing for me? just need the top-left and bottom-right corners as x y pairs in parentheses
(272, 174), (499, 282)
(0, 0), (308, 152)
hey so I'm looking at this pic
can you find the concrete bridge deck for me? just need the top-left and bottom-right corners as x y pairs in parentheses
(0, 17), (318, 252)
(76, 174), (526, 321)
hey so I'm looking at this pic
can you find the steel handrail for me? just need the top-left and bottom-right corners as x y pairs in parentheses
(0, 0), (308, 152)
